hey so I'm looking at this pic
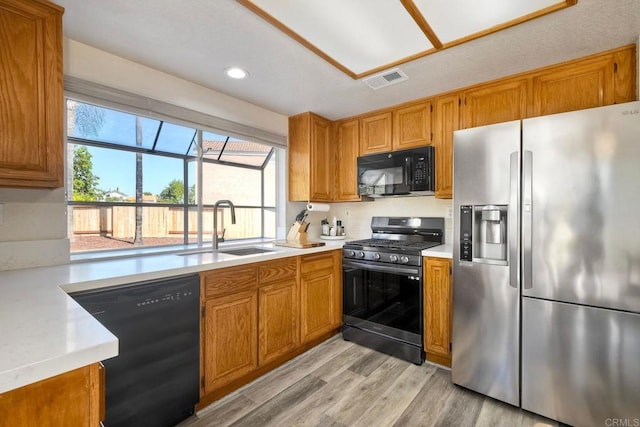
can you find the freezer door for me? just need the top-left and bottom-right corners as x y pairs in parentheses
(452, 120), (521, 406)
(522, 102), (640, 312)
(522, 297), (640, 426)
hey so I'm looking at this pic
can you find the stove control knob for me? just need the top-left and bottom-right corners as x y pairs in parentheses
(400, 256), (410, 264)
(358, 251), (365, 258)
(349, 251), (356, 257)
(390, 255), (399, 263)
(373, 253), (381, 260)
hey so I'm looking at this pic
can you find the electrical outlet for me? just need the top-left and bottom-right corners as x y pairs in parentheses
(0, 203), (4, 225)
(447, 207), (453, 218)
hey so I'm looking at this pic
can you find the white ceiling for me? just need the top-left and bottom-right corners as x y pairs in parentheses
(244, 0), (565, 76)
(57, 0), (640, 121)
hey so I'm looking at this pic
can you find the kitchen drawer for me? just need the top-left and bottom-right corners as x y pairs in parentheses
(202, 265), (258, 299)
(258, 257), (297, 285)
(300, 252), (337, 274)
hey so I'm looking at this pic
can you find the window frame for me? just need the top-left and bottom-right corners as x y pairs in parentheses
(66, 98), (279, 256)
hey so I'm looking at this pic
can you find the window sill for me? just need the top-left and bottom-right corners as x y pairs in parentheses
(69, 238), (275, 263)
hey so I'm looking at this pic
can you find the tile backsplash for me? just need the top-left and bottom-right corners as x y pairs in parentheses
(288, 197), (453, 243)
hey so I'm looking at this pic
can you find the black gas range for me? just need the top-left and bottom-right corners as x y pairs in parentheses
(344, 217), (444, 265)
(342, 217), (444, 365)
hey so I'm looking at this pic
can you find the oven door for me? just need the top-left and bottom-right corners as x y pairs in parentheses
(343, 259), (423, 346)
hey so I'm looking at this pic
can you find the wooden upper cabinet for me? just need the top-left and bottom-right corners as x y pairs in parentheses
(611, 46), (636, 104)
(288, 112), (334, 202)
(531, 46), (636, 117)
(0, 0), (64, 188)
(393, 100), (432, 149)
(287, 45), (636, 204)
(462, 79), (528, 128)
(433, 94), (459, 199)
(360, 111), (392, 155)
(309, 115), (334, 201)
(532, 56), (613, 116)
(424, 257), (452, 367)
(335, 119), (360, 201)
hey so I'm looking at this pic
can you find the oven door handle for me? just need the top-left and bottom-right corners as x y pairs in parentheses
(343, 260), (420, 276)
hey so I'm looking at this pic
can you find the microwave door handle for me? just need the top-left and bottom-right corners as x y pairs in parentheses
(405, 156), (412, 186)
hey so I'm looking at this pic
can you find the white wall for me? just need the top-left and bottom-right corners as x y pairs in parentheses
(288, 197), (453, 244)
(64, 39), (288, 137)
(0, 188), (70, 270)
(0, 40), (288, 271)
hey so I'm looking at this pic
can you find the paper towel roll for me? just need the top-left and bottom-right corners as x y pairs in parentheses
(306, 202), (330, 212)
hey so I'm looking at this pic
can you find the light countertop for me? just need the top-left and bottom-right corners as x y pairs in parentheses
(422, 244), (453, 259)
(0, 241), (343, 394)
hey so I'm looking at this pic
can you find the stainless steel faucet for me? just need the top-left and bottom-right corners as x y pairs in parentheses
(213, 200), (236, 250)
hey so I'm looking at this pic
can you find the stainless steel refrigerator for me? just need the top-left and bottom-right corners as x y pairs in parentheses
(452, 101), (640, 427)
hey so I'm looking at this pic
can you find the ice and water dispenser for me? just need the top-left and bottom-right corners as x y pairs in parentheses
(460, 205), (508, 264)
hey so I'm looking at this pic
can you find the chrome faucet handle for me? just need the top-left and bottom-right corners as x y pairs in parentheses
(219, 228), (226, 242)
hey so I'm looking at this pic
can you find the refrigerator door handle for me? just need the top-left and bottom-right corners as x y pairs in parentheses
(509, 151), (519, 289)
(522, 150), (533, 289)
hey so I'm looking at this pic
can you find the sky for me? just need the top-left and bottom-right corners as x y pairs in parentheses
(69, 101), (271, 198)
(85, 146), (192, 196)
(70, 103), (196, 196)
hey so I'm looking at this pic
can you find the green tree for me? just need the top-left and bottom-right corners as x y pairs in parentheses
(158, 179), (186, 203)
(188, 185), (195, 205)
(73, 146), (101, 201)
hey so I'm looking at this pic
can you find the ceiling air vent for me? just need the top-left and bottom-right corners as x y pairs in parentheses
(362, 68), (409, 90)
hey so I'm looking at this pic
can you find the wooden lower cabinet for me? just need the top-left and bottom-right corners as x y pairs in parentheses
(299, 251), (342, 345)
(423, 257), (453, 367)
(203, 289), (258, 394)
(200, 251), (341, 404)
(258, 258), (299, 365)
(0, 363), (104, 427)
(259, 279), (298, 365)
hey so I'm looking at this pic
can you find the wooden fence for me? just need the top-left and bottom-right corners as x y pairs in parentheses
(70, 206), (264, 239)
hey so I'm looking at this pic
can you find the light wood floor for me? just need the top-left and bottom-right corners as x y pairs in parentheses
(181, 336), (558, 427)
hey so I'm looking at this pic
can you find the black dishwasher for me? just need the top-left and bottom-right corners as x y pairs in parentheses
(72, 274), (200, 427)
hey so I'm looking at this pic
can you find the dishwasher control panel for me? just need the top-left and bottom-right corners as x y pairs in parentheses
(136, 290), (195, 307)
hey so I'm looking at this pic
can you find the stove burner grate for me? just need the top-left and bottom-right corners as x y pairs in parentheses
(346, 239), (440, 251)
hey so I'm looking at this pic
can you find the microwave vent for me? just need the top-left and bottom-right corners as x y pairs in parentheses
(362, 68), (409, 90)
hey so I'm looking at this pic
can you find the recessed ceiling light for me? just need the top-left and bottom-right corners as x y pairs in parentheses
(225, 67), (248, 79)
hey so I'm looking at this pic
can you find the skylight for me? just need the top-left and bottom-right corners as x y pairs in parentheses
(67, 101), (273, 167)
(239, 0), (576, 78)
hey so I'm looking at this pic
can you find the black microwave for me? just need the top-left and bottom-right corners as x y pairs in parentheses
(357, 146), (435, 197)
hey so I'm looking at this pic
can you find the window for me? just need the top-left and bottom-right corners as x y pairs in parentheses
(66, 100), (278, 254)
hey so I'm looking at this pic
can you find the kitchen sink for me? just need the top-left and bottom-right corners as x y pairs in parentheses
(217, 247), (274, 256)
(177, 247), (274, 256)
